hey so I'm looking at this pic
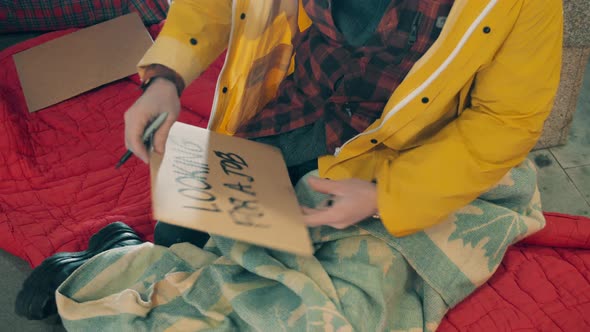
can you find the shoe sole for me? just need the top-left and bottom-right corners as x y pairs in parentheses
(15, 222), (142, 320)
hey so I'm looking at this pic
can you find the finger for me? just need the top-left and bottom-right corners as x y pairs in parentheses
(330, 223), (350, 230)
(304, 210), (352, 230)
(307, 176), (342, 195)
(301, 198), (335, 214)
(301, 206), (316, 215)
(302, 207), (339, 227)
(322, 198), (335, 208)
(153, 112), (177, 154)
(124, 109), (150, 163)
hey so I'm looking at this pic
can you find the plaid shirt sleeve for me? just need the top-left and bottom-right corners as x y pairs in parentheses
(0, 0), (169, 32)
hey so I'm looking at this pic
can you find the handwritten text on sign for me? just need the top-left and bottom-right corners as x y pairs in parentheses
(151, 122), (313, 255)
(169, 136), (268, 228)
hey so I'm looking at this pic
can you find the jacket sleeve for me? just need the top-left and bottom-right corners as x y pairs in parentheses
(378, 0), (563, 236)
(138, 0), (232, 87)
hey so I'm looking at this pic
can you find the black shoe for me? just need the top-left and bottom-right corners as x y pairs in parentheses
(154, 221), (210, 248)
(15, 221), (143, 320)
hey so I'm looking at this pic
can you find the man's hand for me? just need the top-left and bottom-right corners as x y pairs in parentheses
(302, 176), (378, 229)
(124, 78), (180, 163)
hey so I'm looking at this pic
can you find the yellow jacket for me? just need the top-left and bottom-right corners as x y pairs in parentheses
(138, 0), (562, 236)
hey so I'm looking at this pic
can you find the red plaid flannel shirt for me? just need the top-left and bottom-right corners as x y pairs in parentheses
(237, 0), (454, 153)
(0, 0), (168, 32)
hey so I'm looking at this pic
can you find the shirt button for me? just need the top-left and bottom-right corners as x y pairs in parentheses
(222, 87), (228, 93)
(240, 13), (246, 20)
(483, 26), (491, 34)
(370, 139), (378, 144)
(343, 103), (352, 117)
(190, 38), (198, 45)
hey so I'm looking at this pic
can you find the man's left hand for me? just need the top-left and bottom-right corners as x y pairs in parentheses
(302, 176), (378, 229)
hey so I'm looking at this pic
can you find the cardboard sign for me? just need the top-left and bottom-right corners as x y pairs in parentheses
(150, 122), (313, 256)
(13, 13), (153, 112)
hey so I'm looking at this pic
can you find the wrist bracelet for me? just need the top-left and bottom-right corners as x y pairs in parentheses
(140, 75), (183, 96)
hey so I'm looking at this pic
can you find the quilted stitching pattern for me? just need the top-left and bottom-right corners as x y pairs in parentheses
(0, 25), (219, 267)
(440, 213), (590, 331)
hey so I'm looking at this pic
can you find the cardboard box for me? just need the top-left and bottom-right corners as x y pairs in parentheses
(151, 122), (314, 256)
(13, 13), (153, 113)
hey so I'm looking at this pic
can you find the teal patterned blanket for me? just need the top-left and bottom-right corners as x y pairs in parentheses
(56, 160), (545, 331)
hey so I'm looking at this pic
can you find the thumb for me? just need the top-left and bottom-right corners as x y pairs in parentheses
(153, 114), (176, 154)
(307, 176), (339, 195)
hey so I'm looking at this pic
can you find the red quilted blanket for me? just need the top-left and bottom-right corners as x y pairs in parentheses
(0, 24), (217, 265)
(1, 28), (589, 331)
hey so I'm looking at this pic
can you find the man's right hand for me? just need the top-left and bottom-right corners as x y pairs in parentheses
(124, 78), (181, 163)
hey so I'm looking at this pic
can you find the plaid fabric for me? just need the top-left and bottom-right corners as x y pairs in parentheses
(237, 0), (454, 153)
(0, 0), (169, 32)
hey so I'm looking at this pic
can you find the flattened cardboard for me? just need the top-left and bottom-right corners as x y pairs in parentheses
(13, 13), (153, 112)
(150, 123), (313, 256)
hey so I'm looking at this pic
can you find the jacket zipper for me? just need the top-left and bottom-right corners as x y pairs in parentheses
(408, 12), (423, 47)
(394, 11), (423, 64)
